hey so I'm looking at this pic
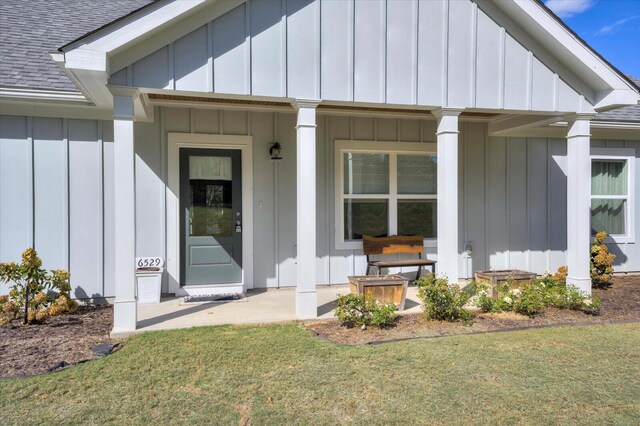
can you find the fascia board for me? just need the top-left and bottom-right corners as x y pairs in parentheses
(594, 89), (640, 111)
(65, 49), (108, 73)
(551, 120), (640, 130)
(490, 124), (640, 139)
(0, 99), (112, 120)
(109, 0), (244, 73)
(62, 0), (209, 55)
(0, 87), (87, 103)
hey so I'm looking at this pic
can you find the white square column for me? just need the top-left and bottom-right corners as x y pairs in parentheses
(432, 108), (463, 284)
(111, 95), (137, 335)
(566, 114), (594, 295)
(293, 99), (320, 319)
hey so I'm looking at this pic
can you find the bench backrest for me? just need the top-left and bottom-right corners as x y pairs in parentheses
(362, 235), (424, 256)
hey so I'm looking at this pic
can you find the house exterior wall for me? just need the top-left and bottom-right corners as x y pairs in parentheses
(109, 0), (589, 112)
(1, 110), (638, 297)
(0, 115), (115, 299)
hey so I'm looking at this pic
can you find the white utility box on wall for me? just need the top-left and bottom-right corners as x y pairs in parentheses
(136, 257), (164, 304)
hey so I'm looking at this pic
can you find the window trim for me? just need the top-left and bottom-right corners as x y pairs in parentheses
(335, 140), (437, 250)
(590, 147), (636, 244)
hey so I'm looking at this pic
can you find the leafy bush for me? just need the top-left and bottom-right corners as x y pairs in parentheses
(335, 293), (398, 329)
(0, 248), (78, 326)
(415, 274), (474, 325)
(370, 301), (399, 329)
(476, 290), (496, 313)
(511, 285), (545, 316)
(471, 273), (601, 317)
(591, 231), (615, 287)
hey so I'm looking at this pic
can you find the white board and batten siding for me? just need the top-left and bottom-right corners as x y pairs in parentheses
(110, 0), (589, 113)
(0, 116), (113, 298)
(2, 111), (640, 296)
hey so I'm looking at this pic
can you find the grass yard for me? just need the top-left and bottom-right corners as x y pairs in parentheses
(1, 323), (639, 425)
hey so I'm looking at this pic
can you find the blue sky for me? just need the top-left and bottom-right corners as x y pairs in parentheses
(545, 0), (640, 78)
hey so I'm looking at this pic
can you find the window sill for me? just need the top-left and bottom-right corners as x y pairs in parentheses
(335, 238), (437, 251)
(603, 234), (635, 244)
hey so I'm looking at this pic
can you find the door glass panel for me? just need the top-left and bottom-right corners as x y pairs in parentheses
(189, 156), (232, 237)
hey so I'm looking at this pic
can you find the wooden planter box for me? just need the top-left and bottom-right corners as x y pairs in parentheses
(475, 269), (537, 297)
(348, 275), (409, 310)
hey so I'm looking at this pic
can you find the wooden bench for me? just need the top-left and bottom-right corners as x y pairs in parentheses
(363, 235), (436, 281)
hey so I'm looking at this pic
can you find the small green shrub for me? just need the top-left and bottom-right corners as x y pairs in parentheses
(476, 291), (496, 313)
(415, 274), (474, 325)
(511, 285), (545, 316)
(335, 293), (398, 329)
(370, 301), (399, 328)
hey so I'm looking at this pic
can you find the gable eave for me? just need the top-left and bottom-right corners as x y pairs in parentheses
(57, 0), (239, 109)
(57, 0), (638, 114)
(491, 0), (639, 110)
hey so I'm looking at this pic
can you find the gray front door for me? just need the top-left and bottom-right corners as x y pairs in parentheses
(180, 148), (242, 285)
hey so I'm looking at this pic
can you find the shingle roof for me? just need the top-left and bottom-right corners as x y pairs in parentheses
(594, 76), (640, 123)
(0, 0), (154, 92)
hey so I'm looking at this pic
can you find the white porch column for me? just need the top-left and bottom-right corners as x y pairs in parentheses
(293, 99), (320, 319)
(432, 108), (462, 283)
(111, 95), (137, 334)
(566, 114), (594, 295)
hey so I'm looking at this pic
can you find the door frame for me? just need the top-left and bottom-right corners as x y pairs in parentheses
(167, 132), (253, 295)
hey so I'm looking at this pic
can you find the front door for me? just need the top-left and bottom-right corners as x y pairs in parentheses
(180, 148), (242, 285)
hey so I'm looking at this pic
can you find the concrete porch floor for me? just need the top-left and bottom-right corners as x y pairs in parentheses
(135, 285), (424, 333)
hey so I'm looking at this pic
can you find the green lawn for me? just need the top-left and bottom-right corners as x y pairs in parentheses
(2, 323), (640, 425)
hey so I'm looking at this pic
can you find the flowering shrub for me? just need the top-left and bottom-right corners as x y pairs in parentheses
(0, 248), (78, 326)
(552, 232), (615, 289)
(591, 231), (615, 287)
(473, 273), (600, 316)
(335, 293), (398, 329)
(553, 266), (568, 283)
(415, 274), (474, 325)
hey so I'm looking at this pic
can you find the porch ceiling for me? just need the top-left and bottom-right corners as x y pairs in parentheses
(144, 91), (503, 121)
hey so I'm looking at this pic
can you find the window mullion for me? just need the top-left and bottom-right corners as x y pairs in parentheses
(389, 153), (398, 235)
(591, 195), (627, 200)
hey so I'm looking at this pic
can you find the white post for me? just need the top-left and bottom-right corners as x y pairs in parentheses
(111, 95), (137, 335)
(566, 114), (594, 295)
(432, 108), (462, 284)
(293, 99), (320, 319)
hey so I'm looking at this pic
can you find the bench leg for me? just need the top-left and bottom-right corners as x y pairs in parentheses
(415, 267), (421, 282)
(366, 264), (370, 276)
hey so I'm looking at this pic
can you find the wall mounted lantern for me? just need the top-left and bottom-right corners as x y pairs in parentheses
(269, 142), (282, 160)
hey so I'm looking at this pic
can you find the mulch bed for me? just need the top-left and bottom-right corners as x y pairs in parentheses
(0, 306), (117, 378)
(307, 275), (640, 345)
